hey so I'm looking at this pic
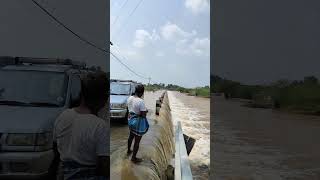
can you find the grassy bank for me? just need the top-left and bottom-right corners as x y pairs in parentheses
(144, 83), (210, 98)
(187, 87), (210, 98)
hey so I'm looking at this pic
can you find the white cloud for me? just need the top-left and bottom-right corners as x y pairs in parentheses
(111, 44), (144, 62)
(185, 0), (210, 14)
(110, 15), (115, 24)
(123, 49), (138, 57)
(190, 37), (210, 56)
(175, 39), (190, 55)
(122, 49), (145, 61)
(155, 51), (165, 57)
(130, 23), (208, 58)
(176, 37), (210, 56)
(160, 22), (197, 41)
(133, 29), (160, 48)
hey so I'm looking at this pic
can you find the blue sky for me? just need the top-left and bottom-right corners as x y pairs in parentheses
(110, 0), (210, 88)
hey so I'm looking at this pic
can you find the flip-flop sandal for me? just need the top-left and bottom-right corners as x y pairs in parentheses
(131, 157), (143, 163)
(127, 150), (133, 156)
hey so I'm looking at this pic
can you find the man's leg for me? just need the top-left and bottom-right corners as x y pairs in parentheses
(131, 135), (142, 163)
(127, 131), (135, 154)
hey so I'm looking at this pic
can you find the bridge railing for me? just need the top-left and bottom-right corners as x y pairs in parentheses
(175, 121), (193, 180)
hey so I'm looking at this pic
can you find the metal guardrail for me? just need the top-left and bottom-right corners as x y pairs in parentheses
(175, 121), (193, 180)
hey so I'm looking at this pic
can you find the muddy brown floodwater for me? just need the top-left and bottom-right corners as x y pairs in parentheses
(212, 95), (320, 180)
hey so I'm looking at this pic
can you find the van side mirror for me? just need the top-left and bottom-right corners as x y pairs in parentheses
(70, 75), (81, 108)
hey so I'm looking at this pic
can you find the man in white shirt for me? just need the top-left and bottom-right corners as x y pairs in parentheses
(126, 95), (134, 120)
(126, 84), (149, 163)
(53, 72), (109, 179)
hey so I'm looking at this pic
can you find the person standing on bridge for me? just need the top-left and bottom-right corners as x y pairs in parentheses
(126, 84), (149, 163)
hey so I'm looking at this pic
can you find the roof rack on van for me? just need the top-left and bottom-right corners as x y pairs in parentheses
(110, 79), (137, 83)
(0, 56), (86, 68)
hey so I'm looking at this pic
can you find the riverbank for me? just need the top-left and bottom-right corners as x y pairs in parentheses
(186, 87), (210, 98)
(145, 85), (210, 98)
(212, 75), (320, 116)
(240, 100), (320, 116)
(231, 98), (320, 116)
(212, 93), (320, 116)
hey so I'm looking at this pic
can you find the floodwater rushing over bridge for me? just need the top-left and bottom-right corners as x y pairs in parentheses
(110, 91), (210, 180)
(168, 91), (210, 180)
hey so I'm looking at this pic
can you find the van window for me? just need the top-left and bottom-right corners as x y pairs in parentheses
(110, 82), (131, 95)
(0, 70), (68, 107)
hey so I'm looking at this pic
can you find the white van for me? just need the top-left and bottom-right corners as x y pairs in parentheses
(110, 79), (141, 123)
(0, 56), (86, 179)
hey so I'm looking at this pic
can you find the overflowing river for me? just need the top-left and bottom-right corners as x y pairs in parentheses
(168, 91), (210, 180)
(212, 95), (320, 179)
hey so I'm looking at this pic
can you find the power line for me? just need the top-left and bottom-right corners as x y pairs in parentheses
(110, 42), (162, 83)
(112, 0), (144, 39)
(112, 45), (149, 77)
(110, 50), (149, 80)
(31, 0), (108, 54)
(31, 0), (154, 82)
(111, 0), (129, 27)
(112, 45), (155, 82)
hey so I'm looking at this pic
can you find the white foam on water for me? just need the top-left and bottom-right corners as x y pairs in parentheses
(168, 91), (210, 167)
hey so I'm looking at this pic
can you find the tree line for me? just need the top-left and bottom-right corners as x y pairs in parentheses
(212, 75), (320, 115)
(144, 83), (210, 97)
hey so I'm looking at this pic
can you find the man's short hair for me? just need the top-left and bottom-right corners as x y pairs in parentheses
(135, 84), (144, 96)
(81, 71), (108, 114)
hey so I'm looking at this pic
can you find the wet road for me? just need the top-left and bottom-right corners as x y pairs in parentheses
(110, 91), (161, 153)
(110, 91), (171, 180)
(212, 96), (320, 179)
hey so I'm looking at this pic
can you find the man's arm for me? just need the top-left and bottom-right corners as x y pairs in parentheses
(48, 139), (60, 177)
(53, 141), (59, 158)
(139, 100), (148, 118)
(140, 111), (147, 118)
(95, 121), (110, 178)
(96, 156), (110, 177)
